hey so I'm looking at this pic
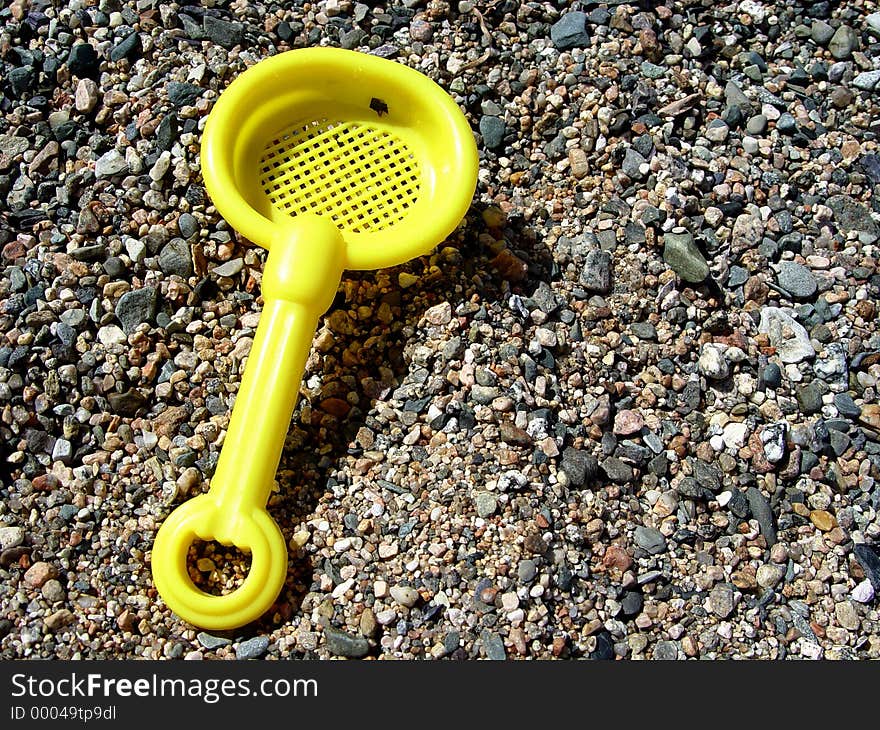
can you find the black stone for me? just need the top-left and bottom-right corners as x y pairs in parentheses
(167, 82), (203, 107)
(560, 447), (599, 488)
(8, 66), (36, 96)
(67, 43), (99, 77)
(746, 487), (777, 546)
(479, 116), (505, 149)
(156, 114), (177, 152)
(620, 591), (644, 618)
(602, 456), (634, 484)
(589, 630), (615, 660)
(204, 16), (245, 49)
(108, 389), (147, 416)
(853, 543), (880, 591)
(550, 11), (590, 50)
(276, 22), (295, 42)
(796, 381), (823, 415)
(109, 32), (142, 62)
(834, 393), (861, 419)
(728, 489), (750, 519)
(762, 363), (782, 389)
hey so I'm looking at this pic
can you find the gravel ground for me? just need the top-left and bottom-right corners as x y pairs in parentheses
(2, 0), (880, 661)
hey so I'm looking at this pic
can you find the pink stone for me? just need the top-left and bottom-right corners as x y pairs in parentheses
(613, 409), (645, 436)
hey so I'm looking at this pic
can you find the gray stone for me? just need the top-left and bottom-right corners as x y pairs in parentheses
(796, 382), (823, 414)
(235, 636), (269, 659)
(550, 11), (590, 50)
(479, 116), (506, 149)
(340, 28), (367, 50)
(829, 25), (857, 60)
(829, 429), (850, 456)
(41, 579), (65, 603)
(580, 250), (612, 293)
(633, 526), (667, 554)
(474, 492), (497, 518)
(94, 149), (128, 178)
(471, 384), (500, 405)
(663, 230), (709, 283)
(828, 195), (880, 241)
(631, 322), (657, 340)
(324, 627), (370, 658)
(115, 287), (157, 334)
(811, 20), (834, 45)
(602, 456), (634, 484)
(777, 261), (817, 299)
(758, 307), (815, 363)
(725, 81), (750, 108)
(652, 640), (679, 660)
(746, 114), (768, 134)
(197, 632), (232, 649)
(560, 447), (599, 487)
(481, 630), (507, 660)
(0, 526), (25, 551)
(622, 147), (647, 179)
(728, 265), (749, 288)
(178, 213), (198, 239)
(213, 258), (245, 278)
(204, 16), (244, 49)
(698, 344), (729, 380)
(167, 82), (203, 107)
(51, 438), (72, 464)
(708, 584), (735, 618)
(159, 238), (193, 277)
(853, 70), (880, 91)
(518, 559), (537, 583)
(834, 393), (861, 419)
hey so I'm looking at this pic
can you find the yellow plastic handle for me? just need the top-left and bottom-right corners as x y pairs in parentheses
(152, 215), (345, 629)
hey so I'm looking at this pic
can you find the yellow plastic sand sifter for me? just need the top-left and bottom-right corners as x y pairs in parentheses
(151, 48), (478, 630)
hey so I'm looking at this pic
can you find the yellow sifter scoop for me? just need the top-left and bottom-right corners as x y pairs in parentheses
(151, 48), (478, 630)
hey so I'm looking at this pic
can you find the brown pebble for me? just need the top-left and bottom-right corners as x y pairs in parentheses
(24, 561), (57, 588)
(320, 397), (351, 417)
(44, 609), (74, 632)
(602, 545), (633, 573)
(359, 608), (378, 638)
(491, 249), (528, 282)
(810, 510), (837, 532)
(116, 610), (137, 632)
(859, 404), (880, 430)
(31, 474), (60, 492)
(681, 635), (698, 657)
(523, 531), (548, 555)
(500, 420), (533, 446)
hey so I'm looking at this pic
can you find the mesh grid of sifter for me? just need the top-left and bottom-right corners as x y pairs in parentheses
(258, 118), (421, 234)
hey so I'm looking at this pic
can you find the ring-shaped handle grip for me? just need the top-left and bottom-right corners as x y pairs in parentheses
(151, 494), (287, 631)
